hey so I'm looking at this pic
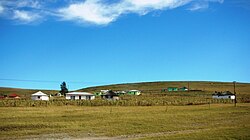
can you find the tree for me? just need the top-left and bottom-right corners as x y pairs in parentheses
(60, 81), (68, 96)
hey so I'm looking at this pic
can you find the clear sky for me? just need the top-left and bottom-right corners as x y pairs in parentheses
(0, 0), (250, 90)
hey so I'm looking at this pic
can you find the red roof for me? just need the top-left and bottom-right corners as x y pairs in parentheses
(0, 96), (5, 99)
(9, 93), (20, 98)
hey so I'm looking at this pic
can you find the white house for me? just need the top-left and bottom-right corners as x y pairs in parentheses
(66, 92), (95, 100)
(101, 90), (119, 100)
(212, 91), (235, 100)
(31, 91), (49, 101)
(127, 90), (141, 95)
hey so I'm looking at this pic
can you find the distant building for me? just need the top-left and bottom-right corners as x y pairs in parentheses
(101, 90), (119, 100)
(162, 87), (189, 92)
(55, 92), (62, 96)
(66, 92), (95, 100)
(94, 90), (110, 96)
(8, 93), (20, 99)
(115, 91), (126, 95)
(167, 87), (178, 92)
(101, 90), (110, 94)
(31, 91), (49, 101)
(0, 94), (7, 99)
(94, 92), (102, 96)
(179, 87), (188, 91)
(212, 91), (235, 99)
(127, 90), (141, 95)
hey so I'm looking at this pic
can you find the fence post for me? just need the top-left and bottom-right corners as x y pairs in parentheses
(233, 81), (236, 107)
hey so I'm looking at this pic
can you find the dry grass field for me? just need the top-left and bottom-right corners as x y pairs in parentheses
(0, 104), (249, 140)
(0, 81), (249, 139)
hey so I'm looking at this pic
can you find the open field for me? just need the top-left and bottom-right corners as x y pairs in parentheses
(0, 81), (249, 139)
(0, 104), (250, 140)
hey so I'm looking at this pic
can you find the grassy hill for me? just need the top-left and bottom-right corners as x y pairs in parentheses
(1, 81), (250, 97)
(1, 81), (249, 139)
(0, 87), (58, 98)
(79, 81), (250, 95)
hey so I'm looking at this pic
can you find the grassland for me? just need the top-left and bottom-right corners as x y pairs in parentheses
(1, 81), (250, 97)
(0, 93), (243, 107)
(0, 81), (250, 139)
(0, 104), (249, 139)
(79, 81), (250, 95)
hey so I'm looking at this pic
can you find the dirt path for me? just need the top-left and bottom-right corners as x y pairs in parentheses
(22, 128), (208, 140)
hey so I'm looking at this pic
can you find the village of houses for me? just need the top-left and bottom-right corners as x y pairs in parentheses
(0, 86), (236, 101)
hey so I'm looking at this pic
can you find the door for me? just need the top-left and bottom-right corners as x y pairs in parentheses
(86, 96), (91, 100)
(70, 96), (75, 100)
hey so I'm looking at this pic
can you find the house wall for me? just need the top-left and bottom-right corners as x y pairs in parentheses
(230, 96), (236, 99)
(128, 91), (141, 95)
(66, 95), (95, 100)
(65, 95), (71, 100)
(83, 95), (95, 100)
(212, 95), (235, 100)
(113, 96), (119, 100)
(134, 91), (141, 95)
(168, 88), (178, 91)
(102, 96), (119, 100)
(41, 96), (49, 100)
(90, 96), (95, 100)
(179, 88), (188, 91)
(31, 96), (49, 101)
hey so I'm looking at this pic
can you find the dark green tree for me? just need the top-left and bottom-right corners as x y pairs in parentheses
(60, 81), (68, 96)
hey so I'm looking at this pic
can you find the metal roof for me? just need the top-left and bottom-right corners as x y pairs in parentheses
(66, 92), (94, 96)
(32, 91), (48, 96)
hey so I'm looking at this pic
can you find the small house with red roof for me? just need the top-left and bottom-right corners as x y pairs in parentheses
(8, 93), (20, 99)
(0, 96), (6, 99)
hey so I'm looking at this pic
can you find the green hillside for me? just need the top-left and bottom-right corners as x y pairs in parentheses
(79, 81), (250, 95)
(1, 81), (250, 97)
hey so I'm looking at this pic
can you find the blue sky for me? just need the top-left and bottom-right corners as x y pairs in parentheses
(0, 0), (250, 90)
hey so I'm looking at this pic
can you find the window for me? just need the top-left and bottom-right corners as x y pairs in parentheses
(86, 96), (91, 100)
(70, 96), (75, 100)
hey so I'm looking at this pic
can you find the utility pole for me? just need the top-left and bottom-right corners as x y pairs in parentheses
(233, 81), (236, 107)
